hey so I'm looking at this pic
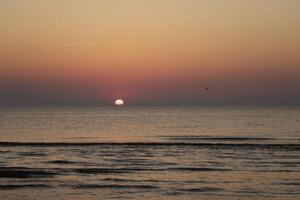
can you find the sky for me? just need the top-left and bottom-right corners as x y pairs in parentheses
(0, 0), (299, 106)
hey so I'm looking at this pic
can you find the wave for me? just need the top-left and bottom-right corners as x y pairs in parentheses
(102, 178), (135, 182)
(255, 169), (300, 173)
(168, 167), (232, 172)
(74, 184), (158, 189)
(0, 184), (49, 190)
(17, 152), (47, 156)
(74, 168), (135, 174)
(180, 187), (224, 193)
(73, 167), (161, 174)
(47, 160), (81, 164)
(273, 181), (300, 186)
(0, 142), (299, 150)
(73, 167), (232, 174)
(235, 189), (265, 195)
(0, 167), (56, 178)
(163, 136), (278, 141)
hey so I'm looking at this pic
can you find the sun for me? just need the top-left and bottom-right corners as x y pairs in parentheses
(114, 99), (124, 106)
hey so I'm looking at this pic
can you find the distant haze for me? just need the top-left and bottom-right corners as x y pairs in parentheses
(0, 0), (299, 106)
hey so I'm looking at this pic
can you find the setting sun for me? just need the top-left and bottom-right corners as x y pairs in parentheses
(115, 99), (124, 106)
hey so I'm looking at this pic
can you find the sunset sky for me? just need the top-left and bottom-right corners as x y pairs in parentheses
(0, 0), (299, 106)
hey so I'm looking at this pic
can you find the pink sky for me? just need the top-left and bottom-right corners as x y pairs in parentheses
(0, 0), (299, 105)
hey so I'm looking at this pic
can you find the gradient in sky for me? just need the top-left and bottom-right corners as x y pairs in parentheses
(0, 0), (299, 106)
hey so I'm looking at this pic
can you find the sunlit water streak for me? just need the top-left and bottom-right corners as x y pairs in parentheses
(0, 107), (299, 199)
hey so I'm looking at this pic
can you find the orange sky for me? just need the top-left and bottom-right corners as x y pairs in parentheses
(0, 0), (299, 105)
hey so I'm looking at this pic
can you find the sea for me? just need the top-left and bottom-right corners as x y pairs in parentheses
(0, 106), (299, 200)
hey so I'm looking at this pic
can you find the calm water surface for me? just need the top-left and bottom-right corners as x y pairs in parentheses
(0, 107), (299, 199)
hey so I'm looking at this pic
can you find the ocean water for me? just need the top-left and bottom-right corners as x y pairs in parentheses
(0, 107), (299, 200)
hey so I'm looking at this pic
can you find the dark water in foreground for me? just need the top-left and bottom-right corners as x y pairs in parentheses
(0, 107), (299, 199)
